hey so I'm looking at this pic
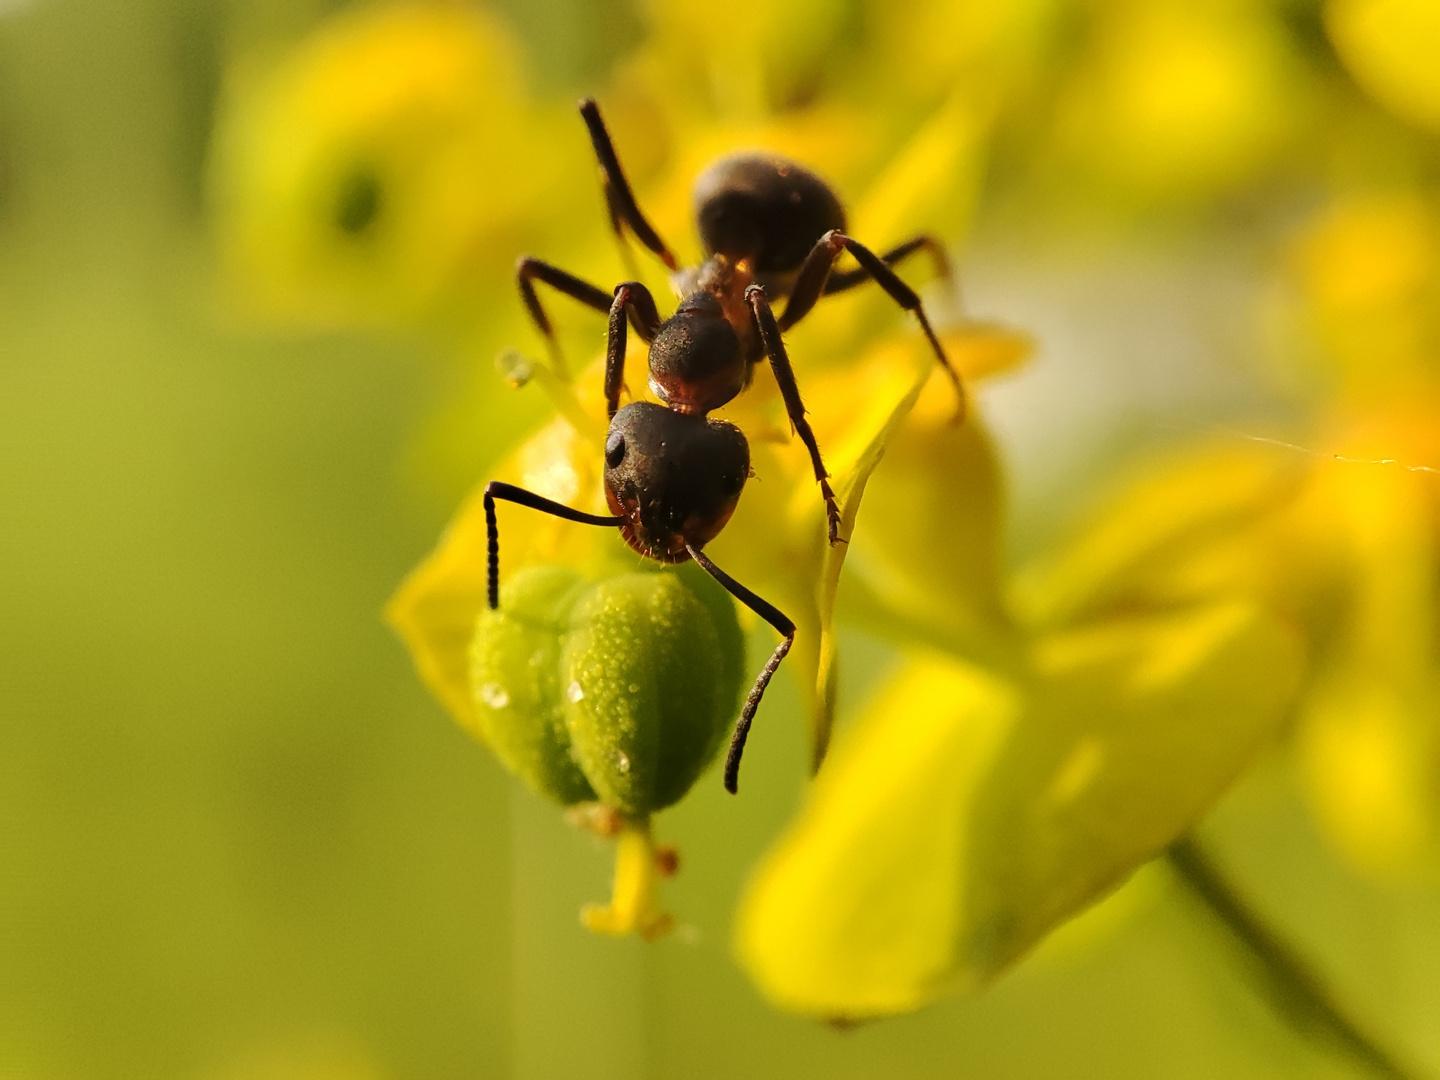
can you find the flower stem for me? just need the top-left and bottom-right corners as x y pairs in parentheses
(1168, 835), (1422, 1080)
(581, 816), (674, 940)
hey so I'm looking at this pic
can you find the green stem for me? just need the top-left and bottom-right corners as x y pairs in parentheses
(1168, 835), (1422, 1080)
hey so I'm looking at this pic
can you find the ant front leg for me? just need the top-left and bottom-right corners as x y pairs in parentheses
(820, 235), (953, 296)
(578, 99), (678, 272)
(686, 544), (796, 795)
(780, 230), (966, 422)
(515, 257), (613, 371)
(744, 285), (843, 546)
(604, 282), (662, 420)
(483, 481), (624, 609)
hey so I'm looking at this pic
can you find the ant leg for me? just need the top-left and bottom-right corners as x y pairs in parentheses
(605, 282), (663, 420)
(484, 481), (623, 610)
(745, 285), (843, 546)
(579, 99), (679, 272)
(779, 230), (965, 420)
(686, 544), (796, 795)
(821, 235), (952, 296)
(516, 258), (613, 368)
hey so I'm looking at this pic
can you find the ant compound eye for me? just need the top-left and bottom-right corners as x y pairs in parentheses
(604, 432), (626, 469)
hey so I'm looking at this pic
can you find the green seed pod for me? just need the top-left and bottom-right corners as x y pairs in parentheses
(470, 563), (745, 814)
(469, 565), (597, 805)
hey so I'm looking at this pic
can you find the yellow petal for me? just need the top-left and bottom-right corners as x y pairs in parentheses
(1012, 441), (1305, 629)
(843, 395), (1014, 663)
(1293, 452), (1440, 874)
(736, 599), (1303, 1018)
(1299, 672), (1439, 876)
(1327, 0), (1440, 131)
(736, 654), (1019, 1017)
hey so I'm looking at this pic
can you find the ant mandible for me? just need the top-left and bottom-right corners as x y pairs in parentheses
(486, 99), (965, 794)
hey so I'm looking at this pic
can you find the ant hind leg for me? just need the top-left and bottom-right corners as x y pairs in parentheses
(779, 231), (966, 422)
(820, 234), (953, 297)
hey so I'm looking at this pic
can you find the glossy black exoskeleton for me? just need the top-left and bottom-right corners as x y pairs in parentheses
(488, 99), (964, 794)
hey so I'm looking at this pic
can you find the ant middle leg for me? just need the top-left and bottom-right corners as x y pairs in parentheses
(820, 235), (953, 296)
(778, 230), (966, 421)
(744, 285), (843, 546)
(604, 282), (663, 420)
(579, 99), (678, 272)
(686, 544), (796, 795)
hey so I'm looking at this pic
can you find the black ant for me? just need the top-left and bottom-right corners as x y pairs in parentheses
(486, 99), (965, 794)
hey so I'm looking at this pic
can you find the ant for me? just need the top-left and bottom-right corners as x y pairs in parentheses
(486, 99), (965, 794)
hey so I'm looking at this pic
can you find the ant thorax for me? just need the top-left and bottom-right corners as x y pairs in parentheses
(646, 290), (755, 415)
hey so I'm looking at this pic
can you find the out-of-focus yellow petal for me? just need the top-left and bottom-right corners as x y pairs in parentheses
(737, 600), (1303, 1018)
(941, 321), (1035, 382)
(639, 0), (851, 118)
(1011, 442), (1305, 629)
(850, 91), (987, 250)
(736, 654), (1019, 1017)
(1288, 193), (1440, 392)
(1299, 673), (1438, 875)
(1293, 452), (1440, 874)
(1054, 2), (1303, 203)
(842, 374), (1016, 664)
(868, 0), (1060, 103)
(1327, 0), (1440, 131)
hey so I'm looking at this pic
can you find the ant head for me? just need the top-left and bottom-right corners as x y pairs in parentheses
(647, 293), (746, 415)
(603, 402), (750, 563)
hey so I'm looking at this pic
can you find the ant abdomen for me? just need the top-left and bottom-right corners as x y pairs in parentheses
(693, 153), (846, 286)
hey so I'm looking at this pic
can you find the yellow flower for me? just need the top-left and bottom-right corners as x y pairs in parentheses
(210, 4), (575, 326)
(1327, 0), (1440, 131)
(736, 433), (1308, 1016)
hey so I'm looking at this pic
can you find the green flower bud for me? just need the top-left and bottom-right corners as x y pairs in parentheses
(469, 563), (745, 815)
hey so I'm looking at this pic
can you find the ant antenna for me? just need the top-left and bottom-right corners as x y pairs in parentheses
(483, 482), (623, 610)
(686, 544), (796, 794)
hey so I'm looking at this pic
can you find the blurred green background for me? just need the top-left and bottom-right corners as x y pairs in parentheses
(4, 0), (1440, 1077)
